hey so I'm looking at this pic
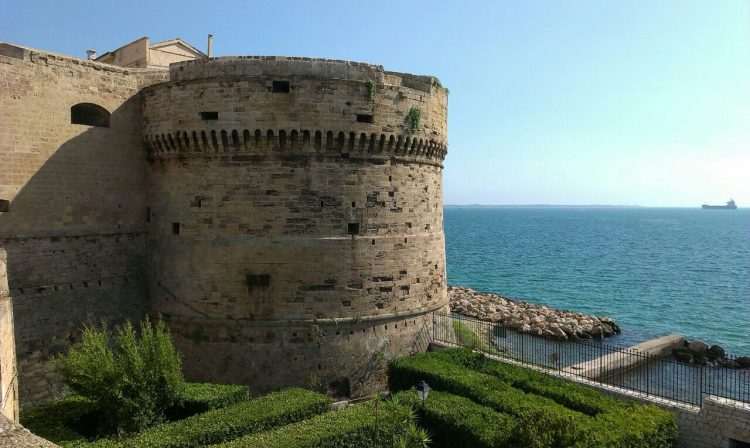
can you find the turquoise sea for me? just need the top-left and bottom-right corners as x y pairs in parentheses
(444, 207), (750, 355)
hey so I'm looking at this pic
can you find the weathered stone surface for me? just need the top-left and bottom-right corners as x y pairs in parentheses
(0, 42), (451, 404)
(688, 339), (710, 355)
(0, 414), (57, 447)
(449, 285), (620, 340)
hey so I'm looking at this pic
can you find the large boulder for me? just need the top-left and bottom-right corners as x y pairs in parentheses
(673, 347), (693, 363)
(707, 345), (726, 360)
(687, 339), (709, 355)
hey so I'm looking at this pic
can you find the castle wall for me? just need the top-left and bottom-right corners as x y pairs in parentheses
(0, 246), (18, 421)
(0, 44), (167, 404)
(142, 57), (450, 396)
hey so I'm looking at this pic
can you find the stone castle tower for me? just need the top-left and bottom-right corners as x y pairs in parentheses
(0, 42), (449, 407)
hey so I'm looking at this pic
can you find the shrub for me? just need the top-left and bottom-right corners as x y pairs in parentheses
(20, 395), (94, 445)
(215, 399), (422, 448)
(395, 390), (516, 448)
(21, 383), (250, 446)
(389, 349), (677, 447)
(82, 388), (330, 448)
(54, 316), (185, 434)
(167, 383), (248, 420)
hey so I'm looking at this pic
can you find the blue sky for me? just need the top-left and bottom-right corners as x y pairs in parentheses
(2, 0), (748, 206)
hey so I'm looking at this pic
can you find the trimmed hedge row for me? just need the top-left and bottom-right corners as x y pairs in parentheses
(394, 390), (516, 448)
(389, 349), (677, 447)
(437, 348), (613, 415)
(390, 352), (585, 422)
(20, 395), (94, 445)
(21, 383), (249, 446)
(168, 383), (249, 419)
(213, 401), (408, 448)
(83, 388), (330, 448)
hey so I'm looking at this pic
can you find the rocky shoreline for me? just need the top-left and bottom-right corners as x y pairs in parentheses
(448, 285), (621, 341)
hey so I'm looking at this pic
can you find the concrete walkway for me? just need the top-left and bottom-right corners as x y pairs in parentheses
(563, 334), (685, 379)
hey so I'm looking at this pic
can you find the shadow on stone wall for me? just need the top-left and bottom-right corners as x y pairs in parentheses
(0, 97), (150, 406)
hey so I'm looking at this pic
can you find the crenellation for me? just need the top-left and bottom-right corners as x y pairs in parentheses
(0, 40), (449, 406)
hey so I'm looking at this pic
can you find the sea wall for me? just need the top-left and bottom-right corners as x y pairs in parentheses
(449, 285), (620, 340)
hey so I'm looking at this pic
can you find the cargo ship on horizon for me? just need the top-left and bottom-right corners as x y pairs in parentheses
(701, 199), (737, 210)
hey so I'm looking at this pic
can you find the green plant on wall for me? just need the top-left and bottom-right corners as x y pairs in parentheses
(431, 77), (449, 94)
(405, 107), (421, 135)
(310, 322), (326, 348)
(366, 80), (377, 104)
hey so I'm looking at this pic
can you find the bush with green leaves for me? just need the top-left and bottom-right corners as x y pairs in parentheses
(389, 349), (677, 447)
(53, 316), (185, 434)
(215, 396), (429, 448)
(82, 388), (330, 448)
(21, 383), (249, 446)
(167, 383), (249, 420)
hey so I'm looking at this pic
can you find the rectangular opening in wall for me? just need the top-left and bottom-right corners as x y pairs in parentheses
(730, 440), (750, 448)
(200, 111), (219, 120)
(146, 207), (151, 223)
(347, 222), (360, 236)
(356, 114), (374, 123)
(0, 199), (9, 212)
(247, 274), (271, 289)
(172, 222), (180, 234)
(272, 81), (290, 93)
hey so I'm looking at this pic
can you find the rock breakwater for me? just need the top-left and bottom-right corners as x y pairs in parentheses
(448, 285), (621, 341)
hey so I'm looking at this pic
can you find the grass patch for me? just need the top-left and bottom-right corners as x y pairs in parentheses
(452, 320), (495, 353)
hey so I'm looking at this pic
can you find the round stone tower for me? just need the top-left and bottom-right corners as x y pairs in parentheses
(142, 56), (449, 396)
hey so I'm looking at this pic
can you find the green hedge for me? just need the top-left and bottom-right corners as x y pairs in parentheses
(83, 388), (330, 448)
(394, 390), (516, 448)
(389, 349), (677, 448)
(21, 383), (250, 446)
(389, 351), (585, 423)
(168, 383), (248, 419)
(20, 395), (95, 445)
(213, 401), (411, 448)
(438, 348), (611, 416)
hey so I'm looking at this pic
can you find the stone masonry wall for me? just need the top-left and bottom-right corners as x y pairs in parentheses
(0, 43), (167, 405)
(142, 57), (450, 397)
(0, 246), (19, 421)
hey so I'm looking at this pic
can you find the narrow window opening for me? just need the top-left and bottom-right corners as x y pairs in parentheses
(200, 111), (219, 120)
(351, 201), (356, 207)
(246, 273), (271, 289)
(356, 114), (374, 123)
(146, 207), (151, 223)
(272, 81), (290, 93)
(347, 222), (360, 236)
(71, 103), (110, 127)
(388, 175), (392, 182)
(172, 222), (180, 234)
(0, 199), (9, 212)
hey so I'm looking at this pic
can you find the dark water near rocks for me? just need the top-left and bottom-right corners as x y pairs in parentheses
(444, 207), (750, 355)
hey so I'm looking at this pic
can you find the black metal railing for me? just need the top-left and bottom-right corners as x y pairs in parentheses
(432, 312), (750, 406)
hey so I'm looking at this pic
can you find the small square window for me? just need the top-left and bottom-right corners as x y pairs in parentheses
(356, 114), (374, 123)
(272, 81), (290, 93)
(0, 199), (9, 212)
(200, 111), (218, 120)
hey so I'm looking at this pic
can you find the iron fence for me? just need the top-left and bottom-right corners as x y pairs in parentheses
(432, 312), (750, 406)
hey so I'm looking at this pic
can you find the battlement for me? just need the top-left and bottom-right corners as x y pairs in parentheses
(169, 56), (443, 94)
(1, 40), (450, 403)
